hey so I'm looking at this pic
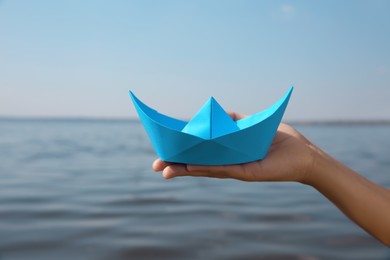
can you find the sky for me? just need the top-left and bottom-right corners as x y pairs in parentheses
(1, 0), (389, 121)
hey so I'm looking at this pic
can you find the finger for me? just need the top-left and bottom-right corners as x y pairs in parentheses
(187, 164), (241, 174)
(152, 159), (173, 172)
(226, 111), (247, 121)
(191, 162), (264, 182)
(187, 164), (227, 173)
(162, 165), (230, 179)
(187, 164), (245, 180)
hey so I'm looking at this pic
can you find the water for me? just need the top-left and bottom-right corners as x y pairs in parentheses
(0, 119), (389, 259)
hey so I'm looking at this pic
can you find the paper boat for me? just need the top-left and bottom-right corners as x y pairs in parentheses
(129, 87), (293, 165)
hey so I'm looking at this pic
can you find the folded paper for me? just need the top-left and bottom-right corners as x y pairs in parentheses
(129, 87), (293, 165)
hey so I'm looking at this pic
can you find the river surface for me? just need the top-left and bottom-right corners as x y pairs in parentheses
(0, 119), (389, 259)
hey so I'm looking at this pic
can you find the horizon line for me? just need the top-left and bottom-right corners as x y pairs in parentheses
(1, 116), (390, 125)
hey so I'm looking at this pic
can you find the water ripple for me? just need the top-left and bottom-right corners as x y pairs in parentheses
(0, 121), (389, 259)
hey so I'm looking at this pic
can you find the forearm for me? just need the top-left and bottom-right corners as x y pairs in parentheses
(304, 147), (390, 246)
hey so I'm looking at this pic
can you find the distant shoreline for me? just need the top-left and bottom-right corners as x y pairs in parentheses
(286, 120), (390, 126)
(1, 116), (390, 126)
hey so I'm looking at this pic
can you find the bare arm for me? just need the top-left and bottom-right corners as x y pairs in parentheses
(306, 147), (390, 246)
(153, 112), (390, 246)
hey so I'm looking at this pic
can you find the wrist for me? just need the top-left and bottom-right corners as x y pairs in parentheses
(299, 143), (332, 186)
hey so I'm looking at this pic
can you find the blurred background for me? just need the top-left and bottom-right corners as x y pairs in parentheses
(1, 0), (389, 121)
(0, 1), (389, 259)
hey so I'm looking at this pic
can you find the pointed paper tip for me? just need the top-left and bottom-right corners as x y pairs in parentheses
(129, 89), (135, 97)
(129, 91), (141, 106)
(206, 97), (217, 107)
(129, 91), (144, 105)
(286, 86), (294, 98)
(129, 90), (135, 98)
(210, 97), (223, 109)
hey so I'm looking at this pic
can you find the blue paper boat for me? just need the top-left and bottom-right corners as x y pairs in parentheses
(129, 87), (293, 165)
